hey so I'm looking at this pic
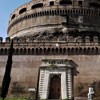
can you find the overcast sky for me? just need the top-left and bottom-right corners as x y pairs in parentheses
(0, 0), (30, 41)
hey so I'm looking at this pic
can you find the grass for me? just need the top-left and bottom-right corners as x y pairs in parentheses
(0, 98), (27, 100)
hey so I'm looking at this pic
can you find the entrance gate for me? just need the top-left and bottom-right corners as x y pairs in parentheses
(38, 59), (77, 100)
(48, 75), (61, 99)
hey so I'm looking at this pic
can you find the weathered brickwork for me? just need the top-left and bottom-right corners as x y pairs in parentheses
(0, 39), (100, 96)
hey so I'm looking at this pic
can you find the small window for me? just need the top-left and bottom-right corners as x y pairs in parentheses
(11, 14), (16, 20)
(78, 1), (83, 6)
(31, 3), (43, 9)
(60, 0), (72, 5)
(19, 8), (27, 14)
(50, 1), (54, 6)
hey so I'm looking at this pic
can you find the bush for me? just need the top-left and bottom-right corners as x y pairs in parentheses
(11, 82), (26, 97)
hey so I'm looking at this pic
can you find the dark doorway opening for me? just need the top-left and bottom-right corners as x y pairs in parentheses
(48, 75), (61, 99)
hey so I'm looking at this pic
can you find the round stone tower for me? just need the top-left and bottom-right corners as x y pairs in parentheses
(8, 0), (100, 42)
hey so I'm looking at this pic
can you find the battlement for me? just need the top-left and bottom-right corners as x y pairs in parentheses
(0, 36), (100, 55)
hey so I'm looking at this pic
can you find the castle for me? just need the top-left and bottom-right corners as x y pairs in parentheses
(0, 0), (100, 99)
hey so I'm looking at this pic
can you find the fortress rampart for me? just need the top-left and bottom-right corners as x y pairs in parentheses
(1, 0), (100, 98)
(0, 37), (100, 55)
(0, 37), (100, 97)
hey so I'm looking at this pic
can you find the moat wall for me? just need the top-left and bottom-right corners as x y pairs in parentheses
(0, 55), (100, 97)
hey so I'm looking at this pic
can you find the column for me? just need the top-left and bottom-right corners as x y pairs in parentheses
(41, 69), (49, 99)
(67, 68), (73, 100)
(38, 69), (45, 99)
(61, 71), (67, 99)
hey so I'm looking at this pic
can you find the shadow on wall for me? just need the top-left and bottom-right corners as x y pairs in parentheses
(75, 81), (100, 97)
(11, 82), (26, 97)
(69, 60), (79, 76)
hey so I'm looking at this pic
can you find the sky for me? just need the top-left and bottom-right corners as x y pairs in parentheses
(0, 0), (30, 41)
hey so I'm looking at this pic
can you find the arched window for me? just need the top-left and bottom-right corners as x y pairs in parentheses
(56, 48), (58, 53)
(32, 48), (34, 54)
(71, 48), (74, 55)
(0, 48), (3, 54)
(11, 14), (16, 20)
(16, 48), (19, 55)
(43, 48), (47, 54)
(23, 48), (27, 54)
(96, 47), (98, 54)
(67, 48), (70, 54)
(87, 48), (90, 54)
(5, 48), (8, 54)
(36, 48), (39, 54)
(52, 48), (54, 54)
(31, 3), (43, 9)
(47, 48), (50, 54)
(28, 48), (31, 54)
(19, 8), (27, 14)
(59, 48), (62, 53)
(20, 48), (23, 54)
(63, 48), (66, 54)
(91, 48), (95, 54)
(39, 48), (43, 54)
(75, 48), (78, 54)
(83, 48), (86, 54)
(79, 48), (82, 54)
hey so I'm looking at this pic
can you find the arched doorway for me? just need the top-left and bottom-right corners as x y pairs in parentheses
(48, 75), (61, 99)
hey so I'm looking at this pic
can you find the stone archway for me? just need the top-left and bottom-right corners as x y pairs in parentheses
(48, 75), (61, 99)
(38, 59), (78, 100)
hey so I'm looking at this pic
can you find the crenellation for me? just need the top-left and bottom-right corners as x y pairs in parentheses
(0, 37), (3, 43)
(0, 41), (100, 55)
(5, 37), (10, 43)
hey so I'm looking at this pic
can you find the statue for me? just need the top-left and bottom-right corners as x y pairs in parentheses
(87, 85), (94, 100)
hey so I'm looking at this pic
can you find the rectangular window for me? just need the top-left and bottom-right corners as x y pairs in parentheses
(77, 0), (84, 6)
(50, 1), (54, 6)
(78, 1), (82, 6)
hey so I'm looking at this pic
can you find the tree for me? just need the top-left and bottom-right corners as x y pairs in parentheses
(0, 40), (13, 100)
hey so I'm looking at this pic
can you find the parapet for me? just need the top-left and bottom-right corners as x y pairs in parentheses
(5, 37), (10, 43)
(0, 37), (3, 43)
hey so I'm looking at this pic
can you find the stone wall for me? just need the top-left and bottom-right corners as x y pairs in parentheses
(0, 54), (100, 97)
